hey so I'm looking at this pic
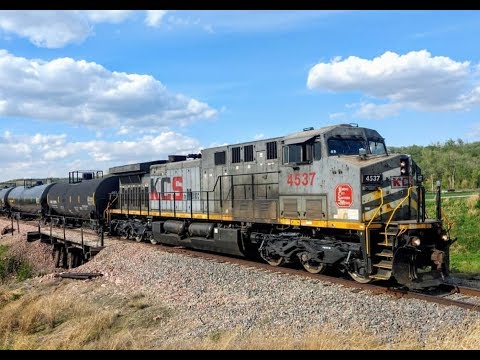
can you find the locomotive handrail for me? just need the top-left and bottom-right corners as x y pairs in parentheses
(384, 186), (417, 245)
(365, 187), (383, 256)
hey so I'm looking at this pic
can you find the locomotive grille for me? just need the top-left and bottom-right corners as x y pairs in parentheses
(282, 198), (299, 218)
(305, 198), (326, 220)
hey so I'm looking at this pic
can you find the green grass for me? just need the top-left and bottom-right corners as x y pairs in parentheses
(425, 190), (477, 200)
(0, 245), (34, 282)
(425, 193), (480, 274)
(450, 252), (480, 274)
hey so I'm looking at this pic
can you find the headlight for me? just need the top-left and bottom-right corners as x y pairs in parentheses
(442, 234), (449, 241)
(410, 237), (421, 247)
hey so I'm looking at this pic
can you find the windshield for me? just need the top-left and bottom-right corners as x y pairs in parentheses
(328, 138), (387, 156)
(328, 138), (366, 155)
(369, 140), (387, 155)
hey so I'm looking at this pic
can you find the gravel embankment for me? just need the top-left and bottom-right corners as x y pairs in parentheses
(76, 240), (480, 346)
(2, 217), (480, 347)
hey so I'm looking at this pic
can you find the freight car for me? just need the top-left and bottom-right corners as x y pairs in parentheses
(106, 124), (453, 289)
(6, 182), (55, 218)
(46, 171), (119, 225)
(0, 186), (14, 214)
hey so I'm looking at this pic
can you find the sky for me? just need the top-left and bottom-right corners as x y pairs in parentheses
(1, 10), (480, 181)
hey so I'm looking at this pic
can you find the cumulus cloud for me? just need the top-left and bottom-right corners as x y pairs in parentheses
(0, 50), (217, 130)
(307, 50), (480, 119)
(0, 10), (161, 48)
(0, 130), (201, 181)
(145, 10), (168, 27)
(0, 10), (92, 48)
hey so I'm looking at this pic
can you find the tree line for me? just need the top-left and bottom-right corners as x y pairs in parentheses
(389, 139), (480, 191)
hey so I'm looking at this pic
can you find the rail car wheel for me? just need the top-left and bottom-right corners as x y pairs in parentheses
(301, 260), (326, 274)
(264, 256), (285, 267)
(120, 230), (131, 240)
(348, 271), (372, 284)
(150, 238), (158, 245)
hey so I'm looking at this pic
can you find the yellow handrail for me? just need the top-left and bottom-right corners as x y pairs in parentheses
(384, 186), (417, 244)
(365, 187), (383, 256)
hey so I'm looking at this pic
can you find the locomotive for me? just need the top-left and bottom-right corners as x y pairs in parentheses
(1, 124), (453, 289)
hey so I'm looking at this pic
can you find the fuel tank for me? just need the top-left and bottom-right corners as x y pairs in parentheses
(7, 184), (55, 215)
(47, 176), (119, 219)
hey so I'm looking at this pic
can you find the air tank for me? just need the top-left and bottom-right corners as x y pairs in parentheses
(47, 176), (119, 219)
(188, 222), (215, 238)
(7, 184), (55, 215)
(163, 220), (186, 235)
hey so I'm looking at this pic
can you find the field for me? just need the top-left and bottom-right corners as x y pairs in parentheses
(425, 191), (480, 274)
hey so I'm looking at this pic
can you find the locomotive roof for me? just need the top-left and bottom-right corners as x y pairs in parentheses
(283, 124), (384, 144)
(205, 123), (383, 152)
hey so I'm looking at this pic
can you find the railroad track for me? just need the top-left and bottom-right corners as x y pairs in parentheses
(13, 218), (480, 312)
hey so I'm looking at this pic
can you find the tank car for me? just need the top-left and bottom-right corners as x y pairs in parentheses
(46, 171), (119, 223)
(104, 124), (453, 289)
(7, 183), (55, 218)
(0, 186), (14, 214)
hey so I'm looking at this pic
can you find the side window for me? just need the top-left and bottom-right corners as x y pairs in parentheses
(266, 141), (277, 159)
(283, 146), (289, 164)
(231, 147), (241, 163)
(313, 142), (321, 160)
(283, 144), (302, 164)
(244, 145), (254, 162)
(214, 151), (226, 165)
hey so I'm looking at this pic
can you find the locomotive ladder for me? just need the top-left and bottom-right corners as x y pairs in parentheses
(368, 186), (416, 280)
(370, 224), (399, 280)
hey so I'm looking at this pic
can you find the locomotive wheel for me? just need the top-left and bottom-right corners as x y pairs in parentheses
(301, 260), (326, 274)
(348, 271), (372, 284)
(135, 234), (143, 242)
(265, 256), (285, 267)
(150, 238), (158, 245)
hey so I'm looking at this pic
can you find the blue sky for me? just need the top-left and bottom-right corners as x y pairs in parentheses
(1, 10), (480, 181)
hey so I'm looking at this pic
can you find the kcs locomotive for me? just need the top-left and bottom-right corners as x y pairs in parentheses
(0, 124), (453, 289)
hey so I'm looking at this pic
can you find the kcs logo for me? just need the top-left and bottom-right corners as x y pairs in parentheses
(150, 176), (183, 200)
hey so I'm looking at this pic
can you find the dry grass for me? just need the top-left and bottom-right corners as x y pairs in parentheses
(0, 281), (162, 350)
(167, 321), (480, 350)
(1, 279), (480, 350)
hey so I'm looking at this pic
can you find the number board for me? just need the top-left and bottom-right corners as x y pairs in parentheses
(362, 174), (382, 184)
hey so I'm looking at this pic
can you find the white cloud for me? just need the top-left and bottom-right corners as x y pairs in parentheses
(0, 130), (201, 181)
(145, 10), (168, 27)
(0, 10), (91, 48)
(0, 10), (340, 48)
(84, 10), (133, 23)
(307, 50), (480, 119)
(0, 10), (137, 48)
(253, 133), (265, 140)
(0, 50), (217, 130)
(329, 112), (347, 121)
(353, 102), (402, 120)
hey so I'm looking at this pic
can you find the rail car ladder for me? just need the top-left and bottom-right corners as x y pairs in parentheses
(370, 224), (399, 280)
